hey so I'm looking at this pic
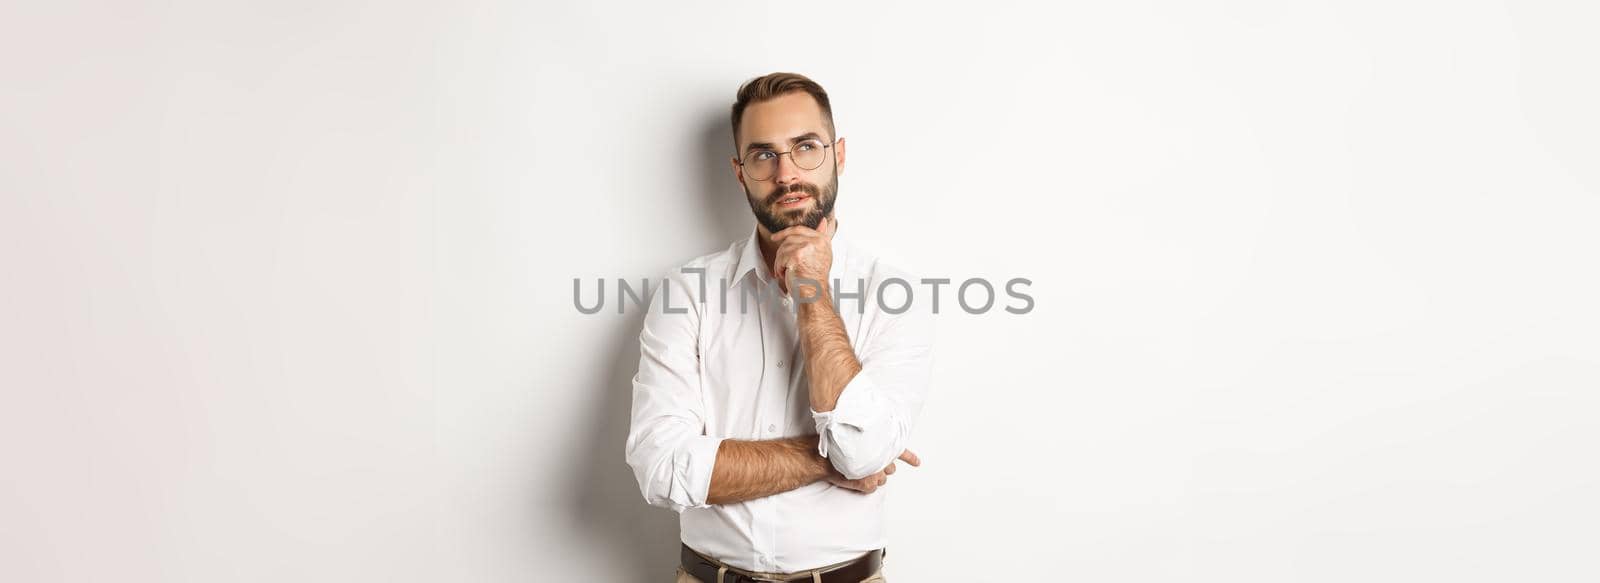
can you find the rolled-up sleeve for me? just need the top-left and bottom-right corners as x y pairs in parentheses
(810, 304), (935, 480)
(624, 272), (724, 512)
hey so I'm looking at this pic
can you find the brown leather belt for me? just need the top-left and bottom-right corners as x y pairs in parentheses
(680, 544), (883, 583)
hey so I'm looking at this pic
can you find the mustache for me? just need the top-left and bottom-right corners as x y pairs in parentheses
(766, 183), (821, 206)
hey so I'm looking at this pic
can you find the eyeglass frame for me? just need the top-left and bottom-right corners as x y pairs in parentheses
(734, 137), (842, 181)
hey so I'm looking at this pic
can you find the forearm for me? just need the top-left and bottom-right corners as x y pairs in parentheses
(706, 435), (831, 505)
(798, 283), (861, 412)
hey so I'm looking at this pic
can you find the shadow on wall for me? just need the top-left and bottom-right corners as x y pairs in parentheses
(563, 106), (747, 580)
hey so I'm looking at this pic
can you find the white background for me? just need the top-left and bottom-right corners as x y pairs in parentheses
(3, 1), (1597, 581)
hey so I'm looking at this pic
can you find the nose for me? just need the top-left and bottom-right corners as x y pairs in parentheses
(772, 152), (802, 185)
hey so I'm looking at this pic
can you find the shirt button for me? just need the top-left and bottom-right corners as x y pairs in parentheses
(781, 297), (792, 306)
(776, 360), (784, 368)
(768, 424), (777, 433)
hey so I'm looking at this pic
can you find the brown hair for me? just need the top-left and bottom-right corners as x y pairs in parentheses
(730, 72), (835, 149)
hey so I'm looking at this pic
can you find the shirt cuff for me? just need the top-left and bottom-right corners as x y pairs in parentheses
(674, 435), (726, 510)
(810, 371), (877, 459)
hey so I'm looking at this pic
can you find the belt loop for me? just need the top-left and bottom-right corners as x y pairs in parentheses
(715, 565), (727, 583)
(811, 570), (822, 583)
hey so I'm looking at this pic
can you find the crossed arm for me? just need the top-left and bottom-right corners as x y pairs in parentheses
(705, 280), (919, 505)
(627, 247), (931, 511)
(706, 435), (918, 505)
(628, 290), (925, 509)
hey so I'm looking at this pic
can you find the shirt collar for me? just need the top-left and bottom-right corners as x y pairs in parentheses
(728, 226), (765, 290)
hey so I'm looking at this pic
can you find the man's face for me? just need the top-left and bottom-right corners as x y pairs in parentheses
(731, 91), (847, 234)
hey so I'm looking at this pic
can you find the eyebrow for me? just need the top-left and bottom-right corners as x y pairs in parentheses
(744, 132), (826, 153)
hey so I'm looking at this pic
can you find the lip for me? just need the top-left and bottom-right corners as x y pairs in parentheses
(775, 193), (812, 207)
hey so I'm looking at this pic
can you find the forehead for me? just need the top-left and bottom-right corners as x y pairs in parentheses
(738, 91), (828, 147)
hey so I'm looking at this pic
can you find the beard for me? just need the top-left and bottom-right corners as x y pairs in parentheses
(743, 168), (839, 234)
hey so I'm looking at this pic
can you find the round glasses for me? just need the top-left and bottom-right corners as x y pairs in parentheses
(737, 138), (837, 181)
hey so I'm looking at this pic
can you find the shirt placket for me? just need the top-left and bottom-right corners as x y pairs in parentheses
(750, 282), (801, 572)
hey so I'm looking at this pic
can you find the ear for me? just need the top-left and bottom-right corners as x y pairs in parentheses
(833, 137), (847, 177)
(730, 155), (744, 184)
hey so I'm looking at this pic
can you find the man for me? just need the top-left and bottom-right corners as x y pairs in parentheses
(625, 72), (935, 583)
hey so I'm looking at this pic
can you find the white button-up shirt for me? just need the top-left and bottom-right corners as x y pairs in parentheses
(625, 227), (935, 573)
